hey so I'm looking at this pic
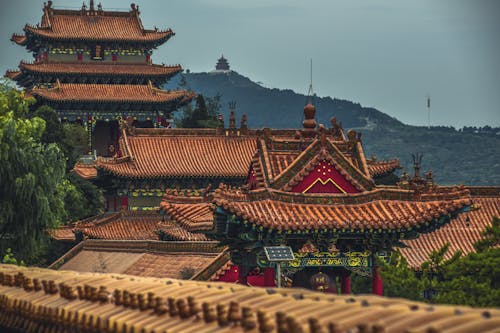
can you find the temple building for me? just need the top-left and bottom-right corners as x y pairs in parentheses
(6, 0), (194, 156)
(213, 54), (230, 72)
(61, 102), (496, 294)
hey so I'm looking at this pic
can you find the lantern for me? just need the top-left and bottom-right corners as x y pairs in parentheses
(310, 272), (330, 292)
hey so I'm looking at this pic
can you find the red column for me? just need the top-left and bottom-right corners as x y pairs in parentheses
(372, 267), (383, 296)
(113, 197), (117, 212)
(263, 267), (275, 287)
(341, 273), (351, 294)
(121, 196), (128, 211)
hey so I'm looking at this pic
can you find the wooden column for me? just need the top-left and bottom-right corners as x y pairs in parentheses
(341, 272), (351, 294)
(121, 196), (128, 211)
(372, 267), (383, 296)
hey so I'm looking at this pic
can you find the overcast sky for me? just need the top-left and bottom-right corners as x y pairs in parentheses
(1, 0), (499, 127)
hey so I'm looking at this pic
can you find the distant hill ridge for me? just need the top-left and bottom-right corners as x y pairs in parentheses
(165, 71), (500, 185)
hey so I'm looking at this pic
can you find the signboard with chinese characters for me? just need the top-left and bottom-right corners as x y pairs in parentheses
(257, 251), (373, 268)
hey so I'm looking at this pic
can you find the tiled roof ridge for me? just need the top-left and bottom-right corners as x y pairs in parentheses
(367, 158), (401, 177)
(448, 186), (500, 197)
(355, 141), (371, 177)
(160, 192), (207, 204)
(47, 241), (84, 269)
(249, 149), (267, 188)
(78, 239), (221, 254)
(213, 185), (471, 205)
(75, 212), (121, 228)
(367, 157), (401, 165)
(159, 202), (214, 231)
(3, 264), (500, 333)
(190, 248), (231, 281)
(157, 223), (209, 242)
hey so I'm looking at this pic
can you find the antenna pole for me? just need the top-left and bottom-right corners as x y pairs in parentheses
(310, 58), (313, 89)
(307, 58), (314, 100)
(427, 95), (431, 129)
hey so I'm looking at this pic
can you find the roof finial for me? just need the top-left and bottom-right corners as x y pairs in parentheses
(89, 0), (95, 11)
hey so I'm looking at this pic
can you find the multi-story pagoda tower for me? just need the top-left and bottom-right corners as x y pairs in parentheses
(214, 54), (230, 72)
(6, 0), (194, 156)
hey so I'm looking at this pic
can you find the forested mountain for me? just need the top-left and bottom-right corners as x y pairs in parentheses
(166, 71), (500, 185)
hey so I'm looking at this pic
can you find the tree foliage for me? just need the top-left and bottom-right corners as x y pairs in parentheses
(380, 251), (425, 301)
(0, 83), (67, 263)
(379, 218), (500, 307)
(178, 94), (220, 128)
(31, 104), (102, 222)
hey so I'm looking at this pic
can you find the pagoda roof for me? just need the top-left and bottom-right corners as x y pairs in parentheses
(13, 4), (173, 46)
(401, 193), (500, 268)
(2, 264), (500, 333)
(213, 186), (471, 232)
(94, 128), (257, 179)
(32, 82), (194, 105)
(16, 61), (182, 77)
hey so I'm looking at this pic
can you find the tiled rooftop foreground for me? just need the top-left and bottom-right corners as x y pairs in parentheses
(1, 264), (499, 333)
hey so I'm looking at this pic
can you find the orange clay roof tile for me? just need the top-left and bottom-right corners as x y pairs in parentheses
(48, 225), (75, 241)
(401, 196), (500, 268)
(18, 61), (182, 77)
(214, 197), (471, 231)
(72, 162), (98, 179)
(159, 203), (215, 232)
(367, 158), (401, 177)
(158, 224), (209, 241)
(22, 8), (173, 43)
(71, 211), (161, 241)
(32, 83), (194, 104)
(2, 264), (500, 333)
(98, 132), (257, 178)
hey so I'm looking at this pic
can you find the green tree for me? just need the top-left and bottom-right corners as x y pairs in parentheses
(32, 104), (64, 145)
(432, 249), (500, 307)
(64, 173), (104, 221)
(2, 248), (25, 266)
(474, 216), (500, 252)
(431, 218), (500, 307)
(380, 251), (425, 300)
(61, 123), (88, 169)
(0, 83), (67, 263)
(179, 94), (220, 128)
